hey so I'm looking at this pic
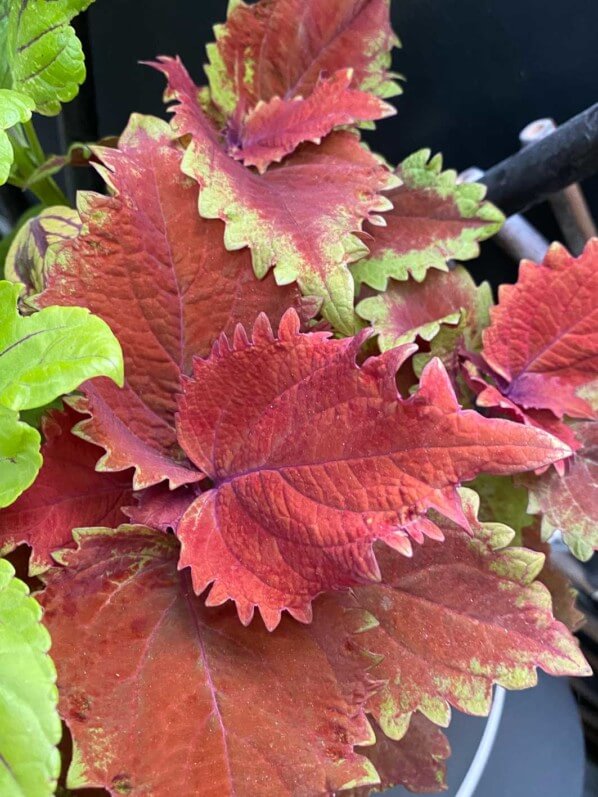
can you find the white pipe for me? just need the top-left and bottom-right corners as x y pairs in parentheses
(455, 686), (506, 797)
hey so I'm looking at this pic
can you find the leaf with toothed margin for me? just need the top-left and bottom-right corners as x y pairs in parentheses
(347, 715), (450, 796)
(229, 69), (396, 172)
(0, 406), (133, 573)
(5, 206), (80, 297)
(0, 0), (94, 116)
(154, 56), (398, 335)
(353, 488), (590, 741)
(357, 266), (486, 350)
(470, 474), (533, 541)
(37, 113), (303, 490)
(351, 150), (504, 291)
(205, 0), (402, 117)
(481, 241), (598, 421)
(0, 280), (123, 413)
(0, 559), (61, 797)
(40, 526), (380, 797)
(523, 421), (598, 562)
(175, 308), (572, 630)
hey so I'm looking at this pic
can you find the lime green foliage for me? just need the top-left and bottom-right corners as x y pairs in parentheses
(0, 89), (34, 184)
(0, 280), (123, 506)
(0, 559), (61, 796)
(0, 204), (44, 278)
(472, 474), (534, 544)
(352, 150), (504, 291)
(0, 405), (41, 507)
(0, 0), (94, 116)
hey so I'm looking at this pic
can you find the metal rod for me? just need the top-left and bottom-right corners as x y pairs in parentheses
(481, 103), (598, 217)
(459, 167), (549, 262)
(520, 118), (597, 254)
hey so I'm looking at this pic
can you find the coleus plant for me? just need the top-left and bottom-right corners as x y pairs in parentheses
(0, 0), (596, 795)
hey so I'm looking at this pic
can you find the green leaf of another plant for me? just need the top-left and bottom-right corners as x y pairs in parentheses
(0, 558), (61, 796)
(0, 404), (41, 507)
(0, 0), (94, 116)
(0, 88), (34, 184)
(0, 280), (124, 411)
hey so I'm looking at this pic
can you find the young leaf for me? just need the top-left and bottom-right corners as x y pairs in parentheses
(357, 266), (484, 350)
(351, 150), (504, 290)
(0, 404), (41, 508)
(38, 113), (301, 489)
(40, 527), (379, 797)
(206, 0), (401, 116)
(0, 88), (34, 184)
(5, 206), (81, 296)
(0, 0), (94, 115)
(349, 716), (450, 796)
(0, 407), (133, 573)
(176, 310), (571, 630)
(0, 281), (123, 412)
(481, 240), (598, 420)
(0, 559), (61, 797)
(356, 489), (590, 739)
(524, 421), (598, 562)
(155, 56), (397, 334)
(229, 69), (396, 173)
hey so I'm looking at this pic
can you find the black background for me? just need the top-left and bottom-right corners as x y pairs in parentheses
(38, 0), (598, 285)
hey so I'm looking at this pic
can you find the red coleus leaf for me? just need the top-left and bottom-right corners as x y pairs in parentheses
(229, 69), (395, 173)
(155, 56), (397, 334)
(524, 420), (598, 562)
(354, 489), (589, 740)
(349, 716), (450, 795)
(206, 0), (401, 118)
(37, 113), (301, 490)
(481, 240), (598, 420)
(0, 407), (132, 574)
(357, 266), (484, 350)
(40, 527), (380, 797)
(352, 150), (503, 291)
(175, 309), (571, 630)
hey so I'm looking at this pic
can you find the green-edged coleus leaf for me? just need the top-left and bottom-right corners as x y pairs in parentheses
(39, 527), (380, 796)
(5, 206), (80, 296)
(352, 488), (589, 740)
(0, 404), (41, 508)
(205, 0), (401, 118)
(0, 88), (34, 184)
(0, 558), (61, 796)
(0, 0), (94, 115)
(0, 280), (123, 412)
(351, 150), (504, 291)
(357, 265), (488, 350)
(154, 56), (397, 335)
(523, 421), (598, 562)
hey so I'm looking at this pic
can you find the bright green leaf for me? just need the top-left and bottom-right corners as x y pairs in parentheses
(0, 404), (41, 507)
(0, 88), (34, 184)
(0, 558), (61, 796)
(0, 0), (94, 116)
(0, 280), (124, 411)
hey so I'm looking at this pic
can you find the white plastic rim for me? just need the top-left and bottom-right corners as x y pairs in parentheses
(454, 686), (507, 797)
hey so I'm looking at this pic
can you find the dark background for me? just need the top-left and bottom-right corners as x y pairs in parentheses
(24, 0), (598, 284)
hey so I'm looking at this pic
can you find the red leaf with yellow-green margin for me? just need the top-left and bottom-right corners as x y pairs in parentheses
(205, 0), (401, 117)
(0, 407), (132, 574)
(481, 240), (598, 420)
(348, 716), (450, 796)
(229, 69), (395, 173)
(524, 421), (598, 562)
(5, 206), (81, 297)
(154, 56), (397, 334)
(353, 489), (589, 740)
(175, 309), (571, 630)
(37, 113), (302, 490)
(40, 526), (380, 797)
(351, 150), (503, 291)
(357, 266), (484, 350)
